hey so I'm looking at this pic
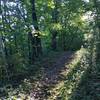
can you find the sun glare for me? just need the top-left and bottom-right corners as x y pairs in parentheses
(81, 11), (93, 21)
(83, 0), (89, 2)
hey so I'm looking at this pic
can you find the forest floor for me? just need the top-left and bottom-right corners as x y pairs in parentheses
(29, 51), (75, 100)
(2, 48), (100, 100)
(17, 49), (83, 100)
(2, 50), (76, 99)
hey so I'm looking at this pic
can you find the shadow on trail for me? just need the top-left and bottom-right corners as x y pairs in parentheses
(30, 51), (75, 99)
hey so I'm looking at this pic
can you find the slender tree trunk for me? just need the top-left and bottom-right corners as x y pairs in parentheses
(30, 0), (42, 60)
(51, 0), (59, 50)
(1, 0), (11, 83)
(93, 0), (100, 61)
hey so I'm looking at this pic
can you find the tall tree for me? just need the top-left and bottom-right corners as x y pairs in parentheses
(93, 0), (100, 61)
(51, 0), (60, 50)
(27, 0), (42, 64)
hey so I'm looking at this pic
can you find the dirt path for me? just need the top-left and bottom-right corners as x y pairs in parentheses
(30, 51), (75, 100)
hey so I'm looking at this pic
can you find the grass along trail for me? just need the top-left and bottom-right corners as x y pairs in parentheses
(4, 48), (87, 100)
(30, 48), (86, 100)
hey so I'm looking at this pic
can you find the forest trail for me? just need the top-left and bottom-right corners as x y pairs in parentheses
(1, 49), (85, 100)
(30, 51), (75, 100)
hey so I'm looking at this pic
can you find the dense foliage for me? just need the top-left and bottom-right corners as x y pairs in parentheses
(0, 0), (100, 99)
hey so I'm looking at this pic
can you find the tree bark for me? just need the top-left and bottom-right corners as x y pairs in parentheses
(51, 0), (59, 50)
(93, 0), (100, 61)
(29, 0), (42, 63)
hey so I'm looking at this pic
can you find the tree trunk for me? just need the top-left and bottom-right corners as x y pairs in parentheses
(29, 0), (42, 63)
(51, 0), (59, 50)
(93, 0), (100, 61)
